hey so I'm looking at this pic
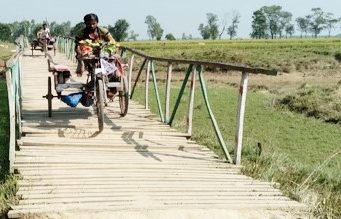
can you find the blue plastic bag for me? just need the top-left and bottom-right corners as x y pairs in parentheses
(61, 92), (84, 107)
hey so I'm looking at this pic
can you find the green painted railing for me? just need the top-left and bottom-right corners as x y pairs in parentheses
(120, 46), (277, 165)
(57, 37), (277, 165)
(1, 36), (26, 173)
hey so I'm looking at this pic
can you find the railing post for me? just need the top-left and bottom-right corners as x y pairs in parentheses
(16, 56), (22, 138)
(198, 66), (233, 164)
(145, 60), (151, 110)
(151, 61), (164, 122)
(187, 65), (196, 136)
(164, 63), (172, 123)
(130, 58), (147, 99)
(234, 71), (249, 165)
(128, 54), (135, 97)
(6, 69), (15, 173)
(168, 64), (193, 126)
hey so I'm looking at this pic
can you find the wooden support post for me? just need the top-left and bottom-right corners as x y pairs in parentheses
(6, 69), (15, 173)
(130, 58), (147, 99)
(198, 66), (233, 164)
(145, 60), (151, 110)
(187, 66), (196, 137)
(151, 61), (164, 122)
(164, 63), (172, 123)
(234, 71), (249, 165)
(120, 48), (126, 58)
(168, 64), (193, 126)
(17, 57), (22, 138)
(128, 55), (135, 97)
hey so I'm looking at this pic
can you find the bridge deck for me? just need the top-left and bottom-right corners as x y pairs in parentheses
(8, 51), (305, 218)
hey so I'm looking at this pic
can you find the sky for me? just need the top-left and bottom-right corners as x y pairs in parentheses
(1, 0), (340, 39)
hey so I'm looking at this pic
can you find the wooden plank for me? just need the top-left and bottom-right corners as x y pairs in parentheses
(17, 187), (282, 196)
(17, 183), (278, 191)
(8, 202), (305, 219)
(20, 192), (284, 200)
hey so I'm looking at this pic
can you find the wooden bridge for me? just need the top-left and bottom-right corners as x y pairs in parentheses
(4, 40), (305, 218)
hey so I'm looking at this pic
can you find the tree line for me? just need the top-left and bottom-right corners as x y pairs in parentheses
(0, 19), (138, 43)
(0, 5), (340, 42)
(251, 6), (340, 39)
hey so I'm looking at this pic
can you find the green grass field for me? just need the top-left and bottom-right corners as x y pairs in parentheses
(123, 38), (341, 73)
(127, 38), (341, 218)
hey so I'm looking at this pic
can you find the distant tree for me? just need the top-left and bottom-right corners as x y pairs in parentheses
(165, 33), (176, 40)
(285, 24), (295, 37)
(198, 13), (219, 40)
(51, 21), (71, 36)
(33, 25), (42, 36)
(145, 15), (164, 40)
(278, 11), (293, 38)
(108, 19), (129, 42)
(308, 8), (326, 37)
(0, 23), (11, 41)
(10, 20), (31, 40)
(198, 24), (210, 39)
(325, 13), (339, 37)
(219, 13), (228, 39)
(251, 9), (267, 39)
(128, 30), (139, 41)
(226, 11), (241, 40)
(181, 33), (187, 40)
(261, 5), (282, 39)
(207, 13), (219, 39)
(154, 23), (164, 40)
(296, 17), (310, 38)
(29, 19), (36, 36)
(27, 20), (42, 40)
(70, 22), (85, 37)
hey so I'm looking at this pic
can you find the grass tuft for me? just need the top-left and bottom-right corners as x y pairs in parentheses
(277, 85), (341, 124)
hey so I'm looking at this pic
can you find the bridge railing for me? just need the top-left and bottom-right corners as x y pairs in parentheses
(0, 36), (26, 173)
(57, 37), (277, 165)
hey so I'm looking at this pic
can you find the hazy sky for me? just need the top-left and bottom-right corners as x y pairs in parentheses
(1, 0), (340, 39)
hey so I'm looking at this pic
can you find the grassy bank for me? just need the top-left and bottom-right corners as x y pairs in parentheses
(0, 42), (15, 60)
(277, 84), (341, 124)
(123, 38), (341, 73)
(131, 78), (341, 218)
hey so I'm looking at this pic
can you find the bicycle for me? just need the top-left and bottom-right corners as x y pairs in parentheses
(43, 43), (129, 132)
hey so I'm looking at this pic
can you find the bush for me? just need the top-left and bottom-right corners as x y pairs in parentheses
(335, 52), (341, 62)
(277, 86), (341, 124)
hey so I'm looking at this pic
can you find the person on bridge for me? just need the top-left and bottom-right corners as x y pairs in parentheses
(75, 13), (116, 77)
(37, 23), (51, 50)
